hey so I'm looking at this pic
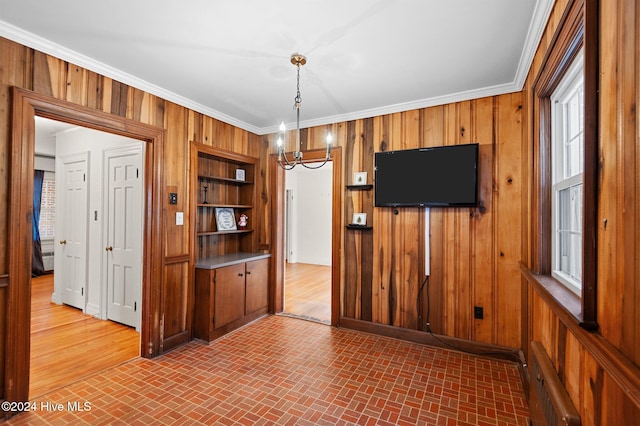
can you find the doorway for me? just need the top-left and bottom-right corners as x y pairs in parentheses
(283, 162), (332, 323)
(270, 147), (342, 327)
(29, 117), (143, 397)
(7, 87), (166, 405)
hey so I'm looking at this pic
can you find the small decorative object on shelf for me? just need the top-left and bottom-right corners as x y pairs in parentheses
(353, 172), (368, 185)
(215, 208), (237, 231)
(236, 169), (246, 181)
(202, 185), (208, 204)
(238, 213), (248, 229)
(352, 213), (367, 226)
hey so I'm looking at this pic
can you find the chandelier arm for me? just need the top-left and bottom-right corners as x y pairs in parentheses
(278, 151), (297, 170)
(300, 156), (331, 170)
(277, 161), (296, 171)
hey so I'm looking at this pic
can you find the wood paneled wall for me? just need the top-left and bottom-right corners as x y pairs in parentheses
(0, 37), (268, 401)
(272, 94), (525, 349)
(521, 0), (640, 423)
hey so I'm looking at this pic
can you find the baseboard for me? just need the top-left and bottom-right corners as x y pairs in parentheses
(338, 317), (522, 364)
(85, 302), (101, 318)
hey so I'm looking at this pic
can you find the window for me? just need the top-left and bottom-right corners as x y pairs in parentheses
(529, 0), (598, 329)
(38, 171), (56, 240)
(551, 52), (584, 295)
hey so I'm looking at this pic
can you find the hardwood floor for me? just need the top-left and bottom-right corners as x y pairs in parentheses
(284, 262), (331, 323)
(30, 274), (140, 398)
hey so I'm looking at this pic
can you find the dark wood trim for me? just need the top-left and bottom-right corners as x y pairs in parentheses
(580, 0), (599, 327)
(521, 264), (640, 409)
(161, 331), (191, 352)
(529, 0), (598, 328)
(6, 87), (165, 406)
(269, 152), (286, 314)
(339, 317), (522, 364)
(270, 147), (342, 327)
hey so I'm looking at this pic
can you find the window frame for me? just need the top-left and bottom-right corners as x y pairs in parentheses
(551, 51), (584, 295)
(531, 0), (598, 330)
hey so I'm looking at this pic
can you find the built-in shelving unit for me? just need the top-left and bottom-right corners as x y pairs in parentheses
(193, 143), (258, 257)
(191, 142), (270, 342)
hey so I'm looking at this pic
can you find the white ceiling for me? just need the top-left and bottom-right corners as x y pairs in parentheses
(1, 0), (552, 135)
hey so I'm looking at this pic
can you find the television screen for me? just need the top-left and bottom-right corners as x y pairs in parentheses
(374, 143), (479, 207)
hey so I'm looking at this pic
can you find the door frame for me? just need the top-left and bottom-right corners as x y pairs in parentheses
(270, 147), (342, 326)
(6, 87), (165, 404)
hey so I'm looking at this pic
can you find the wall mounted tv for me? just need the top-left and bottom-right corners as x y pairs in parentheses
(374, 143), (479, 207)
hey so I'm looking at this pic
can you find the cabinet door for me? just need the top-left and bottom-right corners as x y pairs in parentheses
(214, 263), (246, 328)
(245, 258), (269, 315)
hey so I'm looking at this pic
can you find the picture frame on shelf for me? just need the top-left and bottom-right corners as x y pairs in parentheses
(353, 172), (367, 185)
(352, 213), (367, 226)
(235, 168), (246, 181)
(215, 207), (237, 231)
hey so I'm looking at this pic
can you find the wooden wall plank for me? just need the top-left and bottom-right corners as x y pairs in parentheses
(65, 63), (88, 106)
(164, 102), (189, 257)
(471, 97), (495, 343)
(494, 93), (523, 348)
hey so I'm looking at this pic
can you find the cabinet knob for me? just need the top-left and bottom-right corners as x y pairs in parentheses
(238, 273), (243, 277)
(246, 271), (251, 275)
(105, 246), (113, 252)
(59, 240), (67, 245)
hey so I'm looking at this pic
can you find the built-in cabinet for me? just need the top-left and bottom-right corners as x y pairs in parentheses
(194, 255), (269, 341)
(191, 142), (270, 342)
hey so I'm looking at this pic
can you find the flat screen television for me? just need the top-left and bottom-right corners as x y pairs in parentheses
(374, 143), (479, 207)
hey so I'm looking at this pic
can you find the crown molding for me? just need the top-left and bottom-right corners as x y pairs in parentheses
(1, 0), (553, 136)
(0, 21), (263, 135)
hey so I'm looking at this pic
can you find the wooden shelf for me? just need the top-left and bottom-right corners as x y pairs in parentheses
(346, 184), (373, 190)
(198, 175), (253, 185)
(197, 229), (253, 237)
(197, 203), (252, 209)
(346, 224), (373, 230)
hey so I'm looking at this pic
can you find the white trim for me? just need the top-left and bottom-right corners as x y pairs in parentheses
(0, 21), (264, 135)
(512, 0), (555, 91)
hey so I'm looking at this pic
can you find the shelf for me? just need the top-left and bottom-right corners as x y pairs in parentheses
(197, 203), (252, 209)
(198, 175), (253, 185)
(197, 229), (254, 237)
(346, 224), (373, 230)
(346, 184), (373, 190)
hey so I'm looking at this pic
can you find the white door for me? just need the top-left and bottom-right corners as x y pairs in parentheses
(59, 153), (89, 309)
(104, 146), (143, 328)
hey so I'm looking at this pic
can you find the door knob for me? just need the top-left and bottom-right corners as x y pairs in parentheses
(105, 246), (113, 252)
(59, 240), (67, 245)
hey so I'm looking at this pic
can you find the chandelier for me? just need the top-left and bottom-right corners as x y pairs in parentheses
(276, 53), (332, 170)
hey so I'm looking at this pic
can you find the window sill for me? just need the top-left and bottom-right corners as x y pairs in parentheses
(519, 262), (589, 329)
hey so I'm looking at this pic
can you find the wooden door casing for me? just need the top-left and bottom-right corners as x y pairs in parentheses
(7, 88), (165, 406)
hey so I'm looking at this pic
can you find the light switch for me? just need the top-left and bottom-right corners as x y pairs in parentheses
(176, 212), (184, 226)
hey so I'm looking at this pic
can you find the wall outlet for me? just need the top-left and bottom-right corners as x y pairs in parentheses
(474, 306), (484, 320)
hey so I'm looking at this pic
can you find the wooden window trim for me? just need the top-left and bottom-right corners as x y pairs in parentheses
(529, 0), (598, 330)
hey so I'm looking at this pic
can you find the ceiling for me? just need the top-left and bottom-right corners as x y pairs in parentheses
(1, 0), (552, 135)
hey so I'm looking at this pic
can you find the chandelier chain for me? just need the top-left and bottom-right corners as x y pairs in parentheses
(294, 63), (302, 110)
